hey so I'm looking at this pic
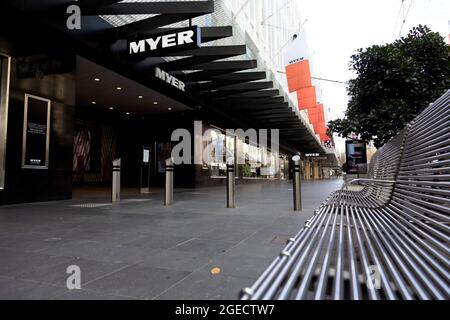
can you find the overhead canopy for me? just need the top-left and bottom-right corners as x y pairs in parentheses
(1, 0), (333, 155)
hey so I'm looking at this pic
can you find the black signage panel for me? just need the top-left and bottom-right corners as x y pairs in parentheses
(127, 26), (201, 57)
(140, 146), (151, 193)
(345, 140), (367, 174)
(22, 94), (51, 169)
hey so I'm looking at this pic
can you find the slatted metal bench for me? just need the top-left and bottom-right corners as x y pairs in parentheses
(240, 90), (450, 300)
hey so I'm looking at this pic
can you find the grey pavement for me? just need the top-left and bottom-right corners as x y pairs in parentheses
(0, 179), (342, 300)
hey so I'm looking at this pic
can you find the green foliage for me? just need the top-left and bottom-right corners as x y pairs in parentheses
(328, 25), (450, 148)
(242, 164), (252, 177)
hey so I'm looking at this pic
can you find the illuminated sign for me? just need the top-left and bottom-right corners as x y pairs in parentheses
(128, 26), (201, 56)
(155, 67), (185, 92)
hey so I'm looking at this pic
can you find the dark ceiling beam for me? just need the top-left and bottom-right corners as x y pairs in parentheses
(175, 60), (258, 82)
(263, 123), (299, 130)
(81, 1), (215, 15)
(190, 73), (268, 91)
(159, 55), (238, 71)
(181, 60), (258, 71)
(79, 0), (122, 11)
(262, 119), (300, 124)
(248, 108), (293, 116)
(176, 70), (238, 82)
(156, 46), (247, 71)
(211, 81), (273, 92)
(163, 45), (246, 57)
(139, 26), (233, 43)
(238, 104), (291, 111)
(219, 89), (279, 99)
(213, 71), (266, 82)
(106, 13), (206, 40)
(226, 96), (285, 105)
(194, 60), (257, 71)
(254, 114), (295, 120)
(280, 130), (307, 136)
(203, 82), (273, 98)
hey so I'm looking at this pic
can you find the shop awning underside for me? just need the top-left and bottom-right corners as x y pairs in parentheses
(3, 0), (330, 155)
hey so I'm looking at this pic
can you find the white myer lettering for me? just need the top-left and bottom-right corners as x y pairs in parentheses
(178, 30), (195, 46)
(129, 40), (145, 54)
(162, 33), (177, 48)
(145, 37), (161, 51)
(155, 67), (186, 92)
(129, 28), (198, 55)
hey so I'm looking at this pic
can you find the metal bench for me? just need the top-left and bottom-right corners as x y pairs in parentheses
(240, 90), (450, 300)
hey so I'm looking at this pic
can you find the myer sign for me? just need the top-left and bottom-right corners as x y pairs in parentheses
(128, 26), (201, 56)
(155, 68), (185, 92)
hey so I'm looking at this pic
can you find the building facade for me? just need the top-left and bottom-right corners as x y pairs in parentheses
(0, 0), (337, 205)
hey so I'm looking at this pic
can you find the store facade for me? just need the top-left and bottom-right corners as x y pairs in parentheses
(0, 0), (333, 205)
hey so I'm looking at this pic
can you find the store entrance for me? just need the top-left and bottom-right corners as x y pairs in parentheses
(72, 56), (194, 201)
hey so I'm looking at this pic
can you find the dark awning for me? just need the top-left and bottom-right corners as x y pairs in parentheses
(1, 0), (329, 154)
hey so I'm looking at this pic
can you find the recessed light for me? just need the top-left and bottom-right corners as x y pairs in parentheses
(116, 87), (122, 90)
(126, 112), (130, 115)
(168, 107), (172, 111)
(138, 95), (143, 99)
(94, 78), (100, 82)
(153, 101), (158, 105)
(109, 107), (114, 110)
(91, 101), (97, 105)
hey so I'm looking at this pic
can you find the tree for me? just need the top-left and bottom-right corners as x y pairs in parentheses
(328, 25), (450, 148)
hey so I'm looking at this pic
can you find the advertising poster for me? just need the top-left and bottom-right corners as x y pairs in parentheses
(345, 140), (368, 174)
(22, 94), (50, 169)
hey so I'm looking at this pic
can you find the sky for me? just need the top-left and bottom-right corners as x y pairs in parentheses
(296, 0), (450, 153)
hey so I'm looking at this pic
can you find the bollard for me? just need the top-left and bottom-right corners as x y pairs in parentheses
(164, 158), (174, 206)
(227, 162), (235, 208)
(111, 158), (121, 202)
(292, 155), (302, 211)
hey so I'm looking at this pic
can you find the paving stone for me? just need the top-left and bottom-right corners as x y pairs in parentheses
(0, 180), (342, 299)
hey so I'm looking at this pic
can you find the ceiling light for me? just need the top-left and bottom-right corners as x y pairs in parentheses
(138, 95), (143, 99)
(109, 107), (114, 110)
(167, 107), (172, 111)
(116, 87), (122, 90)
(91, 101), (97, 105)
(94, 78), (100, 82)
(153, 101), (158, 105)
(126, 112), (130, 115)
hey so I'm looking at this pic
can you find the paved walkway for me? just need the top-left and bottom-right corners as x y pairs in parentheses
(0, 179), (342, 300)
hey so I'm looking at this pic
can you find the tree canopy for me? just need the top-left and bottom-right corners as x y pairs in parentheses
(328, 25), (450, 148)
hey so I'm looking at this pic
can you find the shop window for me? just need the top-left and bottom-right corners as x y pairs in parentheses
(73, 122), (101, 183)
(203, 129), (235, 178)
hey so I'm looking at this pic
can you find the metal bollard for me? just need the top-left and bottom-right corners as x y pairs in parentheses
(164, 158), (174, 206)
(292, 155), (302, 211)
(227, 163), (235, 208)
(111, 158), (121, 203)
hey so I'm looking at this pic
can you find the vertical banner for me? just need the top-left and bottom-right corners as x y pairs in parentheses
(345, 140), (368, 174)
(140, 146), (151, 193)
(284, 34), (311, 93)
(22, 94), (51, 169)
